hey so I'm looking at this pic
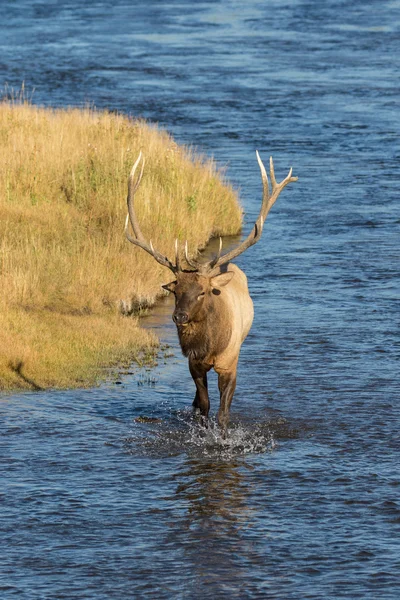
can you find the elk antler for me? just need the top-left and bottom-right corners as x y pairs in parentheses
(201, 151), (298, 275)
(124, 152), (181, 273)
(125, 151), (297, 275)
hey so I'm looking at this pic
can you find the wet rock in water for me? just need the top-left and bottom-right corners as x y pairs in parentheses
(135, 416), (162, 423)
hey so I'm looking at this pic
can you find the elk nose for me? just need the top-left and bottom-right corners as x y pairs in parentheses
(173, 310), (189, 325)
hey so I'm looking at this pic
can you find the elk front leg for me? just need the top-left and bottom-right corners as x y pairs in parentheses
(189, 361), (210, 424)
(216, 366), (237, 433)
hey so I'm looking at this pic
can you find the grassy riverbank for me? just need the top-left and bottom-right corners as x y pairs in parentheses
(0, 102), (242, 390)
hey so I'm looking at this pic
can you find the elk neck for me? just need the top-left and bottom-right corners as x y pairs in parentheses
(177, 290), (232, 363)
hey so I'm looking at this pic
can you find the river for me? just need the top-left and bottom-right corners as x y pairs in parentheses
(1, 1), (399, 598)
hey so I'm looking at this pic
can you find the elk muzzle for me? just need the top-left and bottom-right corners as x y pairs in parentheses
(173, 309), (189, 326)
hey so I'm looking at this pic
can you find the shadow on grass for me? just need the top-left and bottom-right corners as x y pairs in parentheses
(8, 360), (44, 391)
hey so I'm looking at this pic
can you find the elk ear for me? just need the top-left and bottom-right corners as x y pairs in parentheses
(210, 271), (234, 289)
(162, 281), (177, 293)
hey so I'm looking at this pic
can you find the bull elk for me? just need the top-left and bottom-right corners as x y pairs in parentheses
(125, 151), (297, 433)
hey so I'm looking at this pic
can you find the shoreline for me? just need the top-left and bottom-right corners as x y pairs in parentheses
(0, 103), (242, 391)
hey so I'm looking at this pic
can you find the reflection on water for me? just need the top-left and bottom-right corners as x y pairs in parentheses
(170, 459), (256, 595)
(175, 459), (252, 524)
(2, 0), (400, 598)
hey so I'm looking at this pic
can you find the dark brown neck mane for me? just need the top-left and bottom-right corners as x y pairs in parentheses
(177, 293), (232, 362)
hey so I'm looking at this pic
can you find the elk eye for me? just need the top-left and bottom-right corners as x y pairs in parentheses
(197, 292), (205, 300)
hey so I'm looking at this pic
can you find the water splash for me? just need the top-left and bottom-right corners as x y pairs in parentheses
(124, 408), (277, 459)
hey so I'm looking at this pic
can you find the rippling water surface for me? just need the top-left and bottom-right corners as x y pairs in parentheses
(1, 1), (400, 598)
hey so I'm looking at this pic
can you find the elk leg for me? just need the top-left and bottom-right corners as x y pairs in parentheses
(217, 368), (237, 433)
(192, 390), (203, 412)
(189, 361), (210, 423)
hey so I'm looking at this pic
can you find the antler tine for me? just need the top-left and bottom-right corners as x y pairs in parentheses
(126, 151), (147, 244)
(269, 155), (277, 189)
(256, 150), (270, 196)
(257, 214), (264, 237)
(130, 151), (145, 195)
(184, 240), (199, 270)
(205, 151), (298, 274)
(216, 236), (223, 260)
(208, 236), (223, 269)
(125, 153), (179, 273)
(174, 238), (180, 271)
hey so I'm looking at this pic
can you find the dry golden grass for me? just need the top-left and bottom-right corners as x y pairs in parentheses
(0, 101), (242, 390)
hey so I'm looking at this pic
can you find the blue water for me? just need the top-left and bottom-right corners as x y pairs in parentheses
(1, 1), (400, 598)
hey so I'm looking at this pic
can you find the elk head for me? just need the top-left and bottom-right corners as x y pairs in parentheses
(162, 270), (234, 328)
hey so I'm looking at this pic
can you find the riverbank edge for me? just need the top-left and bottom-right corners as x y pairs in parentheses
(0, 103), (242, 391)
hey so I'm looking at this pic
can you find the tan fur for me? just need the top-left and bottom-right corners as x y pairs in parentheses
(164, 263), (254, 431)
(212, 264), (254, 372)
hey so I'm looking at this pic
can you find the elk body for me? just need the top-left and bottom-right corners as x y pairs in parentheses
(125, 151), (297, 432)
